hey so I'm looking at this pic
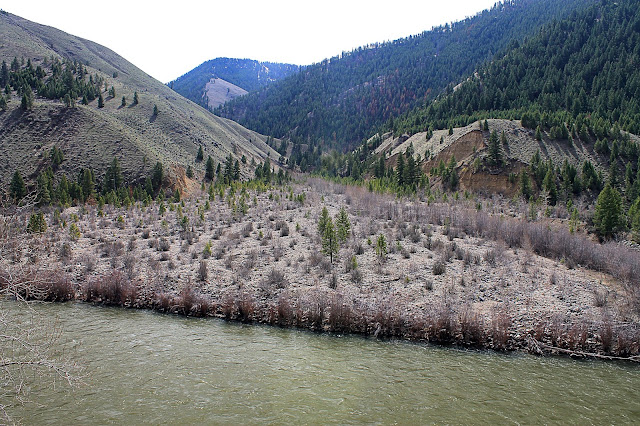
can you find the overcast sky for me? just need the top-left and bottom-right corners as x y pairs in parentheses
(2, 0), (499, 83)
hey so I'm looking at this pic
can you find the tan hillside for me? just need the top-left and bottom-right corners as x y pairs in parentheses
(0, 12), (278, 185)
(204, 78), (248, 109)
(374, 119), (637, 196)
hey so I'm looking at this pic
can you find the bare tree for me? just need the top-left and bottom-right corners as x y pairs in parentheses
(0, 194), (81, 423)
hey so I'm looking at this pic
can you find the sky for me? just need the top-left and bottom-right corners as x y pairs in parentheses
(2, 0), (499, 83)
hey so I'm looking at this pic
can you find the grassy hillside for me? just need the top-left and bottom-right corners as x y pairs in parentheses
(168, 58), (299, 110)
(215, 0), (595, 151)
(0, 12), (278, 187)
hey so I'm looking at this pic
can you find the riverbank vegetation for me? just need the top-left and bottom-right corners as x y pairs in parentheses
(2, 176), (639, 361)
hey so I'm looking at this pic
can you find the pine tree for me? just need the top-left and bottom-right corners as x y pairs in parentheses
(318, 206), (330, 236)
(196, 146), (204, 162)
(335, 207), (351, 244)
(21, 86), (33, 110)
(396, 154), (405, 186)
(133, 91), (139, 105)
(9, 170), (26, 201)
(543, 168), (558, 205)
(483, 120), (489, 131)
(594, 183), (623, 239)
(519, 171), (532, 200)
(36, 173), (51, 206)
(186, 165), (194, 179)
(153, 104), (158, 116)
(233, 160), (240, 181)
(0, 95), (6, 111)
(205, 156), (215, 181)
(121, 96), (126, 107)
(98, 92), (104, 108)
(81, 168), (95, 200)
(321, 217), (338, 264)
(488, 130), (502, 167)
(151, 161), (163, 191)
(535, 126), (543, 141)
(104, 157), (123, 192)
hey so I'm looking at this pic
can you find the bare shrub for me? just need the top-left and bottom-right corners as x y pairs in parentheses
(593, 288), (608, 307)
(84, 270), (137, 306)
(123, 254), (137, 279)
(266, 268), (287, 289)
(158, 237), (170, 252)
(459, 308), (484, 346)
(198, 260), (208, 281)
(490, 309), (511, 350)
(484, 248), (497, 266)
(241, 222), (253, 237)
(237, 294), (256, 323)
(432, 260), (446, 275)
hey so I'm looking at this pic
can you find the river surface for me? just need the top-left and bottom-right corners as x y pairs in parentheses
(5, 302), (640, 424)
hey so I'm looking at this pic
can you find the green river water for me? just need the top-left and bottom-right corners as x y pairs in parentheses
(4, 302), (640, 424)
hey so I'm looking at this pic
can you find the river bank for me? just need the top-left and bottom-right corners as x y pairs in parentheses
(2, 178), (640, 360)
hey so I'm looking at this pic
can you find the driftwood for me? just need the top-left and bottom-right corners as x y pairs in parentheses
(526, 335), (640, 363)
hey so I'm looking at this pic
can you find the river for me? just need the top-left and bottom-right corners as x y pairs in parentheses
(5, 302), (640, 424)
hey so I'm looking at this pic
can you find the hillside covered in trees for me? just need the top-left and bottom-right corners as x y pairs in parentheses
(391, 0), (640, 137)
(215, 0), (595, 151)
(168, 58), (299, 110)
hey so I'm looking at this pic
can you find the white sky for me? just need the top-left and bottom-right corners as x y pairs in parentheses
(2, 0), (499, 83)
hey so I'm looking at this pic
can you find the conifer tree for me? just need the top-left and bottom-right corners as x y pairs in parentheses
(318, 206), (330, 236)
(321, 217), (338, 264)
(335, 207), (351, 244)
(153, 104), (158, 116)
(151, 161), (163, 191)
(133, 91), (139, 105)
(121, 96), (126, 107)
(104, 157), (123, 192)
(186, 165), (194, 179)
(396, 154), (405, 186)
(543, 168), (558, 205)
(98, 92), (104, 108)
(9, 170), (26, 201)
(205, 156), (215, 181)
(81, 168), (95, 200)
(0, 95), (6, 111)
(594, 183), (623, 239)
(488, 130), (502, 167)
(196, 146), (204, 162)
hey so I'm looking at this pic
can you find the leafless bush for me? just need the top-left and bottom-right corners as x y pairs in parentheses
(157, 237), (170, 252)
(490, 309), (511, 350)
(237, 294), (256, 323)
(198, 260), (208, 281)
(594, 288), (608, 307)
(59, 242), (72, 263)
(241, 222), (253, 237)
(266, 268), (287, 290)
(83, 270), (137, 306)
(273, 243), (284, 261)
(432, 258), (446, 275)
(123, 254), (137, 279)
(142, 229), (151, 239)
(459, 308), (484, 346)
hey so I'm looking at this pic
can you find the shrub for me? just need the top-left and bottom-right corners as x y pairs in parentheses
(432, 260), (446, 275)
(198, 260), (208, 281)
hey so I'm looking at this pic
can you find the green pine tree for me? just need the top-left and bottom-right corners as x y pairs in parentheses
(321, 217), (338, 264)
(9, 170), (26, 201)
(594, 183), (623, 239)
(318, 206), (330, 237)
(335, 207), (351, 244)
(205, 156), (215, 181)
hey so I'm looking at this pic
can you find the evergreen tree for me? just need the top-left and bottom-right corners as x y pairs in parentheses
(205, 156), (215, 181)
(535, 126), (543, 141)
(629, 197), (640, 242)
(543, 168), (558, 205)
(186, 165), (194, 179)
(594, 183), (623, 239)
(233, 160), (240, 181)
(36, 173), (51, 206)
(396, 154), (405, 186)
(9, 170), (26, 201)
(98, 92), (104, 108)
(104, 157), (123, 192)
(121, 96), (126, 107)
(321, 217), (338, 264)
(0, 95), (7, 111)
(519, 171), (532, 200)
(20, 86), (33, 110)
(318, 206), (330, 236)
(335, 207), (351, 244)
(133, 91), (139, 105)
(483, 120), (489, 131)
(196, 146), (204, 162)
(151, 161), (163, 191)
(488, 130), (502, 167)
(153, 104), (158, 116)
(0, 60), (8, 87)
(81, 168), (95, 200)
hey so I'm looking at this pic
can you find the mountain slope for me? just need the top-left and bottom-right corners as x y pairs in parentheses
(0, 12), (278, 187)
(168, 58), (299, 110)
(215, 0), (596, 151)
(391, 0), (640, 137)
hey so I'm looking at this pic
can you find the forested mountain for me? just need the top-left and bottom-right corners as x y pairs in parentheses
(0, 12), (277, 189)
(215, 0), (595, 151)
(391, 0), (640, 137)
(168, 58), (299, 110)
